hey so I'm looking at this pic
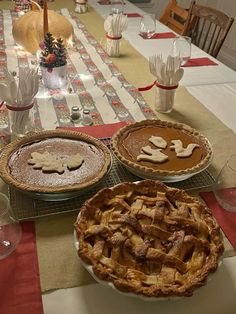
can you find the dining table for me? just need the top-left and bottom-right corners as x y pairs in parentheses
(0, 1), (236, 314)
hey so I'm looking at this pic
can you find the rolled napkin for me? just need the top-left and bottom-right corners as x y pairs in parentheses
(75, 0), (88, 13)
(148, 54), (184, 113)
(104, 13), (128, 57)
(0, 68), (40, 139)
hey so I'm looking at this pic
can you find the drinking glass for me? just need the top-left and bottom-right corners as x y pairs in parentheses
(172, 36), (191, 65)
(214, 154), (236, 212)
(139, 14), (156, 39)
(110, 0), (124, 14)
(0, 193), (22, 259)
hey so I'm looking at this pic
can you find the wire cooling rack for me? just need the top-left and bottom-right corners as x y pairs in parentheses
(9, 137), (216, 221)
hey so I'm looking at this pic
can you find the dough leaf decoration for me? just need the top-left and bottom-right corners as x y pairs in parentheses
(67, 153), (84, 170)
(28, 152), (65, 174)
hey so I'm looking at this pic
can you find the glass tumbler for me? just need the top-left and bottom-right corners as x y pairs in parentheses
(214, 154), (236, 212)
(7, 101), (35, 140)
(155, 84), (178, 113)
(0, 193), (22, 260)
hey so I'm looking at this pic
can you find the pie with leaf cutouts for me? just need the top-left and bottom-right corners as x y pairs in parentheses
(75, 180), (224, 298)
(0, 130), (111, 195)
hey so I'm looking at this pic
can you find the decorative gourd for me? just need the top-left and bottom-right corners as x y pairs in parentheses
(12, 8), (73, 54)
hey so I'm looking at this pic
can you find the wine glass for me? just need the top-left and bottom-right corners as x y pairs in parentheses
(110, 0), (124, 14)
(214, 154), (236, 212)
(172, 36), (191, 65)
(139, 14), (156, 39)
(0, 193), (22, 259)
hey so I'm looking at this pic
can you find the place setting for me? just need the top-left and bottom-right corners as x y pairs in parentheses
(139, 13), (176, 40)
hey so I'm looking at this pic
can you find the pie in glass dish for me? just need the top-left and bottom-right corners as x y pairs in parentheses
(0, 130), (111, 197)
(111, 120), (213, 182)
(75, 180), (224, 298)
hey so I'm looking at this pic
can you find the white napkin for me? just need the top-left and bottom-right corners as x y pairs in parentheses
(104, 13), (128, 57)
(0, 68), (39, 106)
(75, 1), (88, 13)
(149, 55), (184, 113)
(0, 68), (40, 138)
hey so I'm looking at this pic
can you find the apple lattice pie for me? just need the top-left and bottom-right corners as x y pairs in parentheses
(75, 180), (224, 298)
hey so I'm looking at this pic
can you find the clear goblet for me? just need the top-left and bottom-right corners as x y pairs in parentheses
(172, 36), (191, 65)
(139, 14), (156, 39)
(110, 0), (124, 14)
(214, 154), (236, 212)
(0, 193), (22, 259)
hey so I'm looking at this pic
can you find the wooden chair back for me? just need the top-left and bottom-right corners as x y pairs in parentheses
(159, 0), (195, 35)
(184, 4), (234, 58)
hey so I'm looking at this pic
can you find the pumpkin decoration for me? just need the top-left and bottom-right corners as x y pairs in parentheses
(12, 2), (73, 54)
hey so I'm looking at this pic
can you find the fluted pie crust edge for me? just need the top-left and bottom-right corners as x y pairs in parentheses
(0, 130), (111, 194)
(75, 180), (224, 298)
(111, 120), (213, 178)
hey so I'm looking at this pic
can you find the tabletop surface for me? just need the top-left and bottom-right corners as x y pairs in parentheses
(0, 1), (236, 314)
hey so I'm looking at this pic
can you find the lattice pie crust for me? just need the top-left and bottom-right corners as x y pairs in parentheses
(75, 180), (224, 298)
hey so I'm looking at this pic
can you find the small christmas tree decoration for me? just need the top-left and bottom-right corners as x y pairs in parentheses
(40, 32), (68, 89)
(40, 32), (67, 71)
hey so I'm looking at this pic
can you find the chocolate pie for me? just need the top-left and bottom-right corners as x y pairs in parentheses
(111, 120), (213, 180)
(0, 130), (111, 194)
(75, 180), (224, 298)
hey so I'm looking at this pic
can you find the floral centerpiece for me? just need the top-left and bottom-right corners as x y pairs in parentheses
(40, 32), (68, 89)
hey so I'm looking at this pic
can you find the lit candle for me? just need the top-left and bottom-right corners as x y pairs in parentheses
(43, 0), (48, 35)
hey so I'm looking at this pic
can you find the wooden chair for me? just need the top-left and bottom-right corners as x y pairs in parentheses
(159, 0), (195, 35)
(183, 4), (234, 58)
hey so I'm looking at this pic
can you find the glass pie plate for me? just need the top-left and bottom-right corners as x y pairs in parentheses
(0, 130), (112, 201)
(111, 120), (214, 183)
(113, 153), (213, 183)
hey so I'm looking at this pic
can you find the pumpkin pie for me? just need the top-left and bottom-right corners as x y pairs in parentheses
(111, 120), (213, 180)
(75, 180), (224, 298)
(0, 130), (111, 194)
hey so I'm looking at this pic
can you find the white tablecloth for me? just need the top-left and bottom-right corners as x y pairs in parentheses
(186, 83), (236, 134)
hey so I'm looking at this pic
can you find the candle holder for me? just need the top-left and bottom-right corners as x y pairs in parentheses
(40, 65), (67, 89)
